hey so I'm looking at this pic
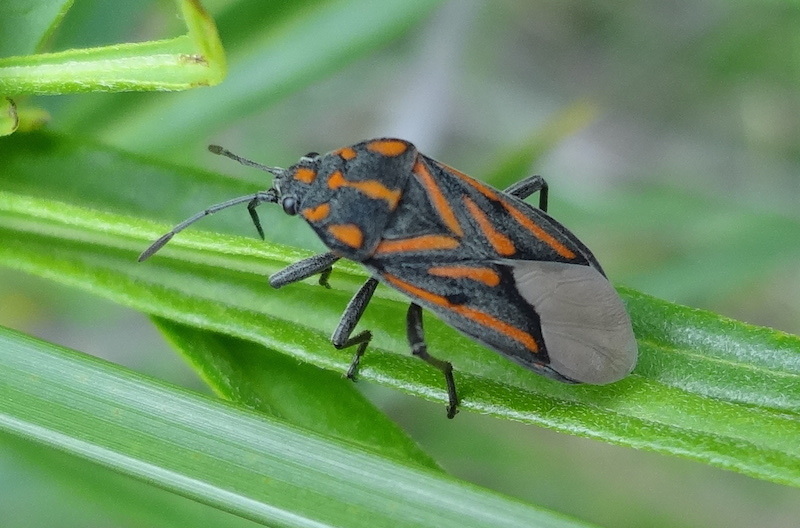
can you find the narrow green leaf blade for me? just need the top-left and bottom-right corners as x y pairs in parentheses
(0, 432), (262, 528)
(0, 0), (73, 57)
(0, 326), (590, 528)
(1, 133), (799, 487)
(0, 195), (798, 487)
(98, 0), (443, 150)
(0, 0), (225, 95)
(152, 318), (441, 470)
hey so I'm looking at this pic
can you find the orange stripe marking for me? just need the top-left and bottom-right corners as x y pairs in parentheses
(383, 274), (539, 353)
(463, 197), (516, 256)
(428, 266), (501, 287)
(301, 203), (330, 222)
(441, 161), (576, 259)
(327, 224), (363, 249)
(294, 167), (317, 184)
(366, 139), (408, 157)
(504, 205), (576, 259)
(375, 235), (459, 254)
(335, 147), (357, 160)
(349, 180), (401, 209)
(412, 159), (463, 237)
(327, 170), (402, 210)
(438, 162), (499, 200)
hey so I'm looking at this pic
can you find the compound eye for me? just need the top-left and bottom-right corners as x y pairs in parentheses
(281, 196), (298, 216)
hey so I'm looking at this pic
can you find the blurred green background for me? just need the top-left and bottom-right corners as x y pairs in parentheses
(2, 1), (799, 527)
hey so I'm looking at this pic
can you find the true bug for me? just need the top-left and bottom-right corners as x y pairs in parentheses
(139, 138), (637, 418)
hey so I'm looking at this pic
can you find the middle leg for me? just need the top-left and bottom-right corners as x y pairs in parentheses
(406, 303), (459, 418)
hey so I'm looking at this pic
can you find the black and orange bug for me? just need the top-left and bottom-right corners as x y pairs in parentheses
(139, 138), (638, 418)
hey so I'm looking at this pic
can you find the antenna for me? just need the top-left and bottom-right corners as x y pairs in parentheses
(138, 145), (285, 262)
(138, 190), (278, 262)
(208, 145), (284, 175)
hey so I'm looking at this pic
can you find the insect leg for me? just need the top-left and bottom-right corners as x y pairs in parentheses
(269, 252), (340, 289)
(504, 175), (549, 212)
(247, 198), (266, 240)
(330, 277), (379, 379)
(406, 303), (459, 418)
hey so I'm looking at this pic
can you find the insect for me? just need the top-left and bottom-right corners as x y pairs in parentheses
(139, 138), (638, 418)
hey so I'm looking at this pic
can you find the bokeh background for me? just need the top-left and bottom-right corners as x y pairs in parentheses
(2, 1), (799, 527)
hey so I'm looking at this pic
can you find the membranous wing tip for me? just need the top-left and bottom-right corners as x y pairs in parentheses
(510, 260), (637, 384)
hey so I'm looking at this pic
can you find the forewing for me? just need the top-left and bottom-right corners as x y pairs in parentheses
(372, 259), (637, 385)
(373, 260), (568, 381)
(386, 155), (598, 268)
(368, 153), (636, 384)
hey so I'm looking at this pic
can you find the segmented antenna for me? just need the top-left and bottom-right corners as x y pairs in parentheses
(138, 191), (277, 262)
(139, 144), (285, 262)
(208, 145), (284, 175)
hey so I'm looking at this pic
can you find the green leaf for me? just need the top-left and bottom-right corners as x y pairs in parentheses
(0, 432), (262, 528)
(0, 326), (591, 528)
(152, 318), (442, 470)
(0, 0), (73, 57)
(92, 0), (443, 151)
(600, 187), (800, 301)
(1, 132), (799, 487)
(0, 0), (225, 95)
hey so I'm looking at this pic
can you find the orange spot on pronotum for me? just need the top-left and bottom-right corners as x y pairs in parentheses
(383, 274), (539, 353)
(301, 203), (330, 222)
(349, 180), (402, 209)
(294, 167), (317, 184)
(327, 170), (402, 209)
(428, 265), (501, 287)
(336, 147), (358, 161)
(366, 139), (408, 157)
(412, 159), (464, 237)
(375, 235), (459, 254)
(328, 170), (346, 189)
(327, 224), (364, 249)
(463, 197), (516, 256)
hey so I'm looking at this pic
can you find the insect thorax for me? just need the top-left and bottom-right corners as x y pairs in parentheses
(284, 139), (418, 261)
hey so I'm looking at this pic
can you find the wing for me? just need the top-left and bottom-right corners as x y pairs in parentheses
(364, 153), (636, 383)
(373, 153), (601, 271)
(371, 258), (637, 385)
(508, 259), (637, 383)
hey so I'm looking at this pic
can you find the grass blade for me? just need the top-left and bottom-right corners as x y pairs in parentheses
(0, 326), (592, 528)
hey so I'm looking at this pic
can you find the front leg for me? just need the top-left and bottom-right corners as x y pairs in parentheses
(269, 252), (340, 289)
(504, 175), (549, 212)
(330, 277), (380, 379)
